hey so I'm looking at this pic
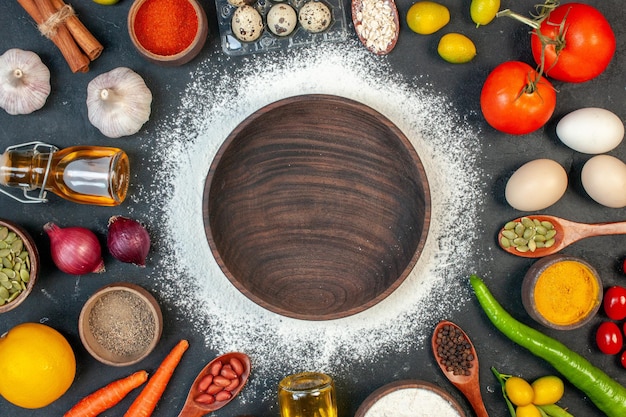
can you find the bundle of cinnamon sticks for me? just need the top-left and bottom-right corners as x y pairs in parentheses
(17, 0), (103, 73)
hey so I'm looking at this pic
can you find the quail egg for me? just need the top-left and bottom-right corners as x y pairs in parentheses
(227, 0), (254, 7)
(298, 1), (332, 33)
(267, 4), (297, 36)
(231, 5), (264, 42)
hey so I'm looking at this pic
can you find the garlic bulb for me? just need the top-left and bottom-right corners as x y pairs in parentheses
(0, 49), (51, 115)
(86, 67), (152, 138)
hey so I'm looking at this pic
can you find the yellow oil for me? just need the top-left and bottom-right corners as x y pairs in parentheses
(0, 145), (129, 206)
(278, 373), (337, 417)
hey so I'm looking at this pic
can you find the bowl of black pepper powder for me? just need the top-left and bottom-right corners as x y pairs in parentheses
(78, 282), (163, 366)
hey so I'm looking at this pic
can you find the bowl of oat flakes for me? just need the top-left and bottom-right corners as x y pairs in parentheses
(78, 282), (163, 366)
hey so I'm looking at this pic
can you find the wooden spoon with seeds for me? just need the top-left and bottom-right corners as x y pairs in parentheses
(177, 352), (251, 417)
(498, 215), (626, 258)
(432, 320), (489, 417)
(351, 0), (400, 55)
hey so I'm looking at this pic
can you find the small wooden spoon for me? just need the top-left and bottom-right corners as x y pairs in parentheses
(432, 320), (489, 417)
(498, 215), (626, 258)
(351, 0), (400, 55)
(177, 352), (251, 417)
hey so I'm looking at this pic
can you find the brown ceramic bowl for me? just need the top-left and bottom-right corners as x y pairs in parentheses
(355, 380), (466, 417)
(522, 254), (602, 330)
(0, 219), (39, 314)
(79, 282), (163, 366)
(128, 0), (209, 66)
(204, 94), (430, 320)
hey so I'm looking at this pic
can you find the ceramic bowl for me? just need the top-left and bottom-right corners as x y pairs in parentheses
(204, 94), (430, 320)
(0, 219), (39, 314)
(128, 0), (209, 66)
(355, 380), (466, 417)
(522, 254), (602, 330)
(79, 282), (163, 366)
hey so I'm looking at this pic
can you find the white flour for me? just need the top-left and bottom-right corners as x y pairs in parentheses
(362, 387), (462, 417)
(139, 40), (483, 410)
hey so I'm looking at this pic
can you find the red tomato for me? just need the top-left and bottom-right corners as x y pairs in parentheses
(480, 61), (556, 135)
(621, 351), (626, 369)
(530, 3), (615, 83)
(604, 286), (626, 321)
(596, 322), (623, 355)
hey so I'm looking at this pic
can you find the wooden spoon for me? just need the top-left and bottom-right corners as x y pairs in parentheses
(351, 0), (400, 55)
(177, 352), (251, 417)
(498, 215), (626, 258)
(432, 320), (489, 417)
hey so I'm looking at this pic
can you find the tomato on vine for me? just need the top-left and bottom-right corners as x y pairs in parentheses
(480, 61), (556, 135)
(530, 2), (615, 83)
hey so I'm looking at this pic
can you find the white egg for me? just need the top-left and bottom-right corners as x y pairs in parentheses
(581, 155), (626, 208)
(505, 159), (568, 211)
(556, 107), (624, 154)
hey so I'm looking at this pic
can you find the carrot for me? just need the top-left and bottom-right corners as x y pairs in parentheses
(64, 370), (149, 417)
(124, 339), (190, 417)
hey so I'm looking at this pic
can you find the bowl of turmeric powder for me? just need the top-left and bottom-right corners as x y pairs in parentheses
(522, 254), (602, 330)
(128, 0), (209, 66)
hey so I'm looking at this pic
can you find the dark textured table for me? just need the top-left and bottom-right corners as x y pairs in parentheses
(0, 0), (625, 416)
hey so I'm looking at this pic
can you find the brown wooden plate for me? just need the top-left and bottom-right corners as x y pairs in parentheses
(203, 94), (430, 320)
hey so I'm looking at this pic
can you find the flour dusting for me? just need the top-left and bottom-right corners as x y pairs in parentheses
(139, 42), (483, 410)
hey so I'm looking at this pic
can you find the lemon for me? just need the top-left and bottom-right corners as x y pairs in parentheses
(406, 1), (450, 35)
(92, 0), (121, 5)
(470, 0), (500, 26)
(437, 33), (476, 64)
(0, 323), (76, 409)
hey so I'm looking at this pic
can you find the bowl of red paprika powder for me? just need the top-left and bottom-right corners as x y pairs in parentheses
(128, 0), (209, 66)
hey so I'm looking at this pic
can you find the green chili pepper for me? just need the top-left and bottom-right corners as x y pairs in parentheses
(470, 274), (626, 417)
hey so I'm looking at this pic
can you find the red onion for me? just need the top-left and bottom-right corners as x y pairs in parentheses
(107, 216), (151, 267)
(43, 222), (105, 275)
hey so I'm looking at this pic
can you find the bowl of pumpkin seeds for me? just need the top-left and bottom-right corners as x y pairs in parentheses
(0, 219), (38, 314)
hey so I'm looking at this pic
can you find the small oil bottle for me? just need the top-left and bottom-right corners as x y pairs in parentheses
(0, 141), (130, 206)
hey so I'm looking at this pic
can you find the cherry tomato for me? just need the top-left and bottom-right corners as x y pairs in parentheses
(530, 3), (615, 83)
(516, 403), (542, 417)
(504, 376), (534, 406)
(603, 286), (626, 321)
(596, 322), (623, 355)
(531, 375), (564, 405)
(480, 61), (556, 135)
(621, 350), (626, 369)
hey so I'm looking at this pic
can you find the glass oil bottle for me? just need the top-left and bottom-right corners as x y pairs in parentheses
(0, 141), (130, 206)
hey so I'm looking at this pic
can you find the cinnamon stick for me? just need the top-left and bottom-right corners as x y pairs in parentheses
(17, 0), (90, 73)
(50, 0), (103, 61)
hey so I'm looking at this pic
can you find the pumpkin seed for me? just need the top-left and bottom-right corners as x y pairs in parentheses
(4, 232), (16, 243)
(502, 230), (517, 240)
(20, 269), (30, 282)
(0, 226), (31, 306)
(10, 239), (23, 254)
(504, 221), (517, 230)
(515, 245), (530, 252)
(499, 217), (559, 252)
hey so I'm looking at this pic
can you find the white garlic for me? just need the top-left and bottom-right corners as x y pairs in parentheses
(0, 48), (51, 115)
(86, 67), (152, 138)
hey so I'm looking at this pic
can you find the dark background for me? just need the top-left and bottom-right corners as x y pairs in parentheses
(0, 0), (625, 416)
